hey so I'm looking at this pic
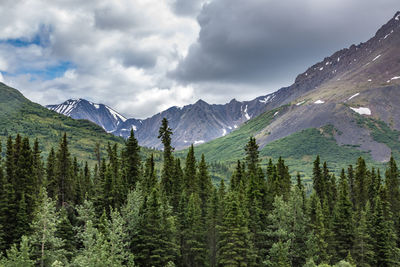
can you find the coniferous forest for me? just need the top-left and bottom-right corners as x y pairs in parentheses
(1, 118), (400, 267)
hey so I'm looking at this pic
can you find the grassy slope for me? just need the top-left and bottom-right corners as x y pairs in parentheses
(185, 104), (391, 180)
(0, 82), (159, 165)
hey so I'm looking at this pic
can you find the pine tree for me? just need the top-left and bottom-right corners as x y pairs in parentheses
(218, 192), (255, 266)
(133, 187), (178, 266)
(142, 154), (157, 195)
(355, 157), (368, 210)
(348, 165), (356, 209)
(352, 204), (374, 267)
(308, 192), (329, 264)
(371, 196), (400, 266)
(55, 133), (73, 207)
(123, 129), (141, 189)
(206, 188), (220, 267)
(312, 156), (324, 204)
(184, 144), (197, 194)
(56, 207), (75, 261)
(332, 170), (354, 263)
(276, 157), (291, 200)
(197, 154), (212, 217)
(230, 160), (244, 191)
(0, 236), (34, 267)
(181, 193), (208, 266)
(46, 148), (56, 199)
(384, 156), (400, 240)
(245, 137), (260, 176)
(265, 240), (291, 267)
(158, 118), (175, 198)
(30, 188), (65, 267)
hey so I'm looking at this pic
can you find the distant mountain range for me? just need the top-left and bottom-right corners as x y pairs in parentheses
(47, 94), (281, 149)
(41, 11), (400, 175)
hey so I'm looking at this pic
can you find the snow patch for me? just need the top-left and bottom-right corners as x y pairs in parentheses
(105, 106), (127, 122)
(296, 101), (305, 106)
(372, 55), (381, 61)
(194, 140), (205, 145)
(314, 100), (325, 104)
(368, 79), (372, 82)
(222, 129), (227, 136)
(319, 67), (324, 71)
(234, 125), (238, 129)
(350, 107), (371, 115)
(228, 126), (232, 130)
(396, 14), (400, 21)
(274, 111), (279, 116)
(243, 105), (251, 120)
(259, 94), (275, 104)
(348, 93), (360, 101)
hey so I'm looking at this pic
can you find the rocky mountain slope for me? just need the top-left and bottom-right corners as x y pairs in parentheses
(46, 99), (129, 133)
(189, 11), (400, 175)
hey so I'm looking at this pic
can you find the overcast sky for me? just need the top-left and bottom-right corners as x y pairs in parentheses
(0, 0), (398, 118)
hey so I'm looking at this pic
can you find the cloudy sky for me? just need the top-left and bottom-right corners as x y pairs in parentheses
(0, 0), (398, 118)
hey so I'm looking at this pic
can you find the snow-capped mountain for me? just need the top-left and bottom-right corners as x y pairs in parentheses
(48, 12), (400, 156)
(47, 95), (275, 149)
(46, 99), (128, 133)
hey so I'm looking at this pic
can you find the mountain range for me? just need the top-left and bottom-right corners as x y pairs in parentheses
(3, 11), (400, 176)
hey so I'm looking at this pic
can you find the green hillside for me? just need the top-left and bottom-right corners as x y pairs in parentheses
(186, 106), (391, 179)
(0, 82), (159, 165)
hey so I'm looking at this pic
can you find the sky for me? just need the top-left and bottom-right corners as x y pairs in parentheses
(0, 0), (399, 118)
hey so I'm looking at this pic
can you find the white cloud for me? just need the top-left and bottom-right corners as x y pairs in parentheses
(0, 0), (200, 118)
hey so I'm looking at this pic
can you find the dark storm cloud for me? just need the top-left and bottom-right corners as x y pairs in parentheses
(172, 0), (400, 86)
(172, 0), (206, 16)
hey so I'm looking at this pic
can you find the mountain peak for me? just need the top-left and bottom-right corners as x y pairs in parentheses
(194, 99), (208, 106)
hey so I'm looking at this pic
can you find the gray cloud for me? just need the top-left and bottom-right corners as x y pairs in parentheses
(171, 0), (207, 16)
(172, 0), (400, 89)
(0, 0), (399, 119)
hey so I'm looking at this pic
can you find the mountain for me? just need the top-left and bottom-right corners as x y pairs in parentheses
(46, 99), (129, 133)
(48, 94), (279, 149)
(185, 11), (400, 176)
(0, 82), (131, 164)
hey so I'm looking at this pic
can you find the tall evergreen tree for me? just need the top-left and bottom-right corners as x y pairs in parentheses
(218, 192), (255, 266)
(133, 187), (178, 266)
(245, 137), (260, 176)
(123, 129), (141, 189)
(332, 169), (354, 263)
(355, 157), (369, 210)
(55, 133), (73, 206)
(312, 156), (324, 204)
(197, 154), (212, 217)
(184, 144), (197, 195)
(181, 193), (208, 267)
(158, 118), (175, 198)
(30, 189), (65, 267)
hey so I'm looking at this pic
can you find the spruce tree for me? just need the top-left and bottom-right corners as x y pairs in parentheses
(133, 187), (178, 266)
(197, 154), (212, 217)
(355, 157), (368, 210)
(184, 144), (197, 194)
(312, 156), (324, 204)
(55, 133), (73, 207)
(158, 118), (175, 198)
(123, 129), (141, 189)
(206, 188), (220, 267)
(332, 169), (354, 263)
(245, 137), (260, 176)
(218, 192), (255, 266)
(352, 203), (374, 267)
(384, 156), (400, 240)
(181, 193), (208, 267)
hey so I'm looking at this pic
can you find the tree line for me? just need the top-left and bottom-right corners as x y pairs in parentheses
(0, 118), (399, 266)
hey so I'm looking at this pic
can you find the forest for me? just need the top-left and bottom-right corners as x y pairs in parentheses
(0, 117), (399, 267)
